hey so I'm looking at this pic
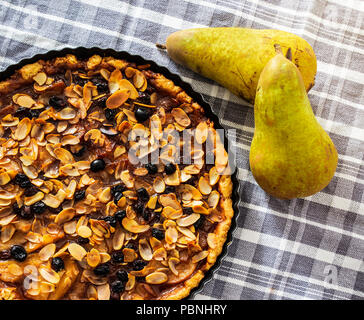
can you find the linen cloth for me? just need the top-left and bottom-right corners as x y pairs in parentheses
(0, 0), (363, 300)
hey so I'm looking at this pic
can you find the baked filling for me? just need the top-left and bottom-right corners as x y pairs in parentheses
(0, 54), (233, 300)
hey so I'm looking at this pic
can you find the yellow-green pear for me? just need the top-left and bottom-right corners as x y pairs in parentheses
(249, 46), (337, 199)
(165, 27), (317, 104)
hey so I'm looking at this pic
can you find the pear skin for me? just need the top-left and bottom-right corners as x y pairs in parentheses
(249, 51), (337, 199)
(166, 27), (317, 104)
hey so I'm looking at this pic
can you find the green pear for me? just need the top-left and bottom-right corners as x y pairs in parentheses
(249, 46), (337, 199)
(165, 27), (317, 104)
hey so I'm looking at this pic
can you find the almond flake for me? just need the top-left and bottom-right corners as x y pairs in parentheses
(176, 213), (200, 227)
(106, 89), (130, 109)
(145, 272), (168, 285)
(39, 243), (56, 261)
(77, 225), (92, 238)
(68, 242), (87, 261)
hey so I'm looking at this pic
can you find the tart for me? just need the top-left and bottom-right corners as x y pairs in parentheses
(0, 53), (234, 300)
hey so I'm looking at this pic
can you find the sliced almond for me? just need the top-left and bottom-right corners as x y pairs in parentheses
(108, 68), (123, 93)
(119, 79), (138, 99)
(153, 176), (165, 193)
(77, 225), (92, 238)
(16, 94), (36, 108)
(176, 213), (200, 227)
(171, 108), (191, 127)
(122, 217), (150, 234)
(87, 248), (101, 268)
(195, 121), (208, 144)
(139, 238), (153, 261)
(113, 228), (125, 250)
(58, 107), (77, 120)
(68, 242), (87, 261)
(33, 72), (47, 86)
(97, 283), (110, 300)
(198, 176), (212, 195)
(168, 257), (180, 276)
(208, 190), (220, 209)
(39, 266), (60, 284)
(209, 166), (220, 186)
(145, 272), (168, 285)
(191, 250), (209, 263)
(123, 248), (137, 263)
(39, 243), (56, 261)
(165, 227), (178, 244)
(24, 191), (44, 206)
(106, 89), (130, 109)
(0, 224), (15, 243)
(14, 118), (32, 141)
(55, 208), (76, 224)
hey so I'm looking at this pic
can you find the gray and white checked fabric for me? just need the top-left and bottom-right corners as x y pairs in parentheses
(0, 0), (363, 300)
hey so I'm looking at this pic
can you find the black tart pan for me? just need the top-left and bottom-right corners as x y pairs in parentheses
(0, 47), (241, 300)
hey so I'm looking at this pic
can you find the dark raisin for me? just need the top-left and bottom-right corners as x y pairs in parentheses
(49, 96), (65, 110)
(12, 202), (21, 215)
(51, 257), (65, 272)
(93, 263), (110, 276)
(111, 251), (124, 264)
(164, 163), (176, 175)
(142, 209), (151, 222)
(14, 107), (31, 119)
(194, 215), (205, 230)
(13, 173), (29, 186)
(105, 108), (118, 122)
(10, 245), (27, 262)
(113, 192), (123, 205)
(115, 210), (126, 222)
(183, 207), (194, 215)
(0, 250), (11, 260)
(74, 190), (86, 201)
(135, 276), (145, 282)
(23, 186), (39, 197)
(116, 270), (128, 282)
(76, 236), (90, 245)
(151, 228), (165, 241)
(137, 188), (149, 202)
(48, 206), (63, 214)
(111, 184), (125, 196)
(94, 79), (109, 93)
(110, 280), (125, 293)
(137, 91), (150, 104)
(94, 95), (107, 109)
(132, 259), (147, 271)
(125, 242), (137, 251)
(20, 180), (32, 189)
(90, 159), (106, 172)
(134, 107), (151, 122)
(29, 108), (42, 119)
(164, 186), (175, 194)
(145, 163), (158, 174)
(73, 75), (88, 87)
(134, 202), (144, 215)
(72, 145), (86, 157)
(102, 216), (117, 228)
(30, 201), (47, 215)
(18, 206), (34, 220)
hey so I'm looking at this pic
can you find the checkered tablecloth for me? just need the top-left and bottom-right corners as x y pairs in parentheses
(0, 0), (363, 300)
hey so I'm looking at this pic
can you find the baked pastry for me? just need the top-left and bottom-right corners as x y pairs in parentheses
(0, 53), (234, 300)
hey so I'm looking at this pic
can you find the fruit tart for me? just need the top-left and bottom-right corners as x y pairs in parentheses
(0, 53), (234, 300)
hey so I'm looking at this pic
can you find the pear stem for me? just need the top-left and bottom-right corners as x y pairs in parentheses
(274, 44), (292, 61)
(156, 43), (167, 50)
(274, 43), (283, 54)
